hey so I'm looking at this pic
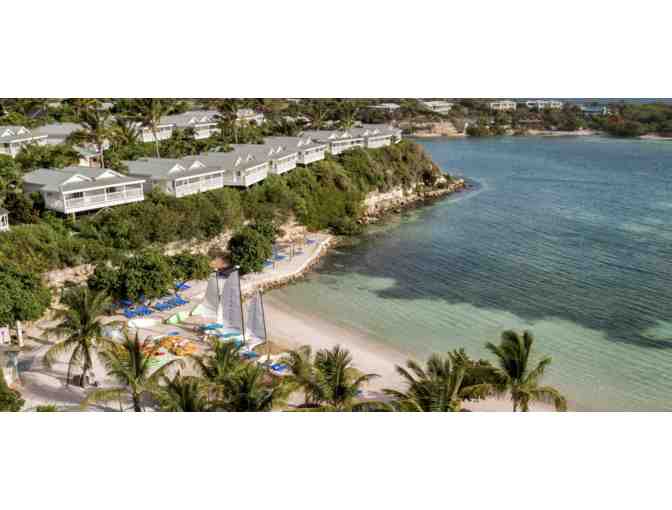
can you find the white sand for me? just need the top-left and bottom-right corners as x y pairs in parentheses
(263, 294), (556, 411)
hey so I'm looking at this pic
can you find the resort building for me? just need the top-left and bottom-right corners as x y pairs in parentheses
(524, 100), (564, 110)
(420, 101), (454, 114)
(22, 166), (145, 215)
(489, 100), (517, 111)
(236, 108), (266, 125)
(301, 130), (365, 155)
(368, 103), (401, 112)
(133, 120), (176, 143)
(232, 143), (298, 175)
(0, 125), (48, 157)
(195, 150), (270, 188)
(350, 124), (397, 148)
(265, 136), (327, 165)
(0, 208), (9, 232)
(162, 110), (219, 139)
(126, 157), (226, 198)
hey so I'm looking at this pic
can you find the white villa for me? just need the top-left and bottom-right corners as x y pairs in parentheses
(22, 167), (145, 215)
(162, 110), (219, 139)
(420, 101), (454, 114)
(489, 100), (517, 111)
(232, 143), (298, 175)
(265, 136), (327, 165)
(350, 124), (399, 148)
(236, 108), (266, 125)
(0, 126), (48, 157)
(195, 151), (270, 188)
(524, 100), (564, 110)
(368, 103), (401, 112)
(301, 130), (365, 155)
(0, 208), (9, 232)
(133, 121), (176, 143)
(126, 157), (226, 198)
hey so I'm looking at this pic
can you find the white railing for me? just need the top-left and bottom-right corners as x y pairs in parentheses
(174, 177), (224, 197)
(63, 188), (144, 213)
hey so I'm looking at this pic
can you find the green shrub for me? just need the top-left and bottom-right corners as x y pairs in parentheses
(228, 227), (273, 275)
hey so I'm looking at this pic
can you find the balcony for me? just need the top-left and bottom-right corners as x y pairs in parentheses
(57, 187), (145, 214)
(174, 177), (224, 197)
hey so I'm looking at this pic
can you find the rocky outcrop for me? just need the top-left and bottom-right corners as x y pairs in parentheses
(360, 178), (466, 224)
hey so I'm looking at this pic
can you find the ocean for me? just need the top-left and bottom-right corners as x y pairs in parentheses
(269, 136), (672, 411)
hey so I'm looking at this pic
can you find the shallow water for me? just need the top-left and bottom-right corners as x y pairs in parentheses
(269, 136), (672, 411)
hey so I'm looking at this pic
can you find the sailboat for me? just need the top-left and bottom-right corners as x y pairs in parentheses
(193, 268), (269, 353)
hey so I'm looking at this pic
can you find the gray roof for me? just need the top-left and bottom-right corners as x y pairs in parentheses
(161, 110), (219, 129)
(34, 123), (82, 139)
(300, 129), (364, 142)
(191, 150), (269, 172)
(0, 125), (47, 144)
(264, 136), (327, 152)
(23, 166), (144, 193)
(126, 157), (223, 181)
(231, 143), (298, 162)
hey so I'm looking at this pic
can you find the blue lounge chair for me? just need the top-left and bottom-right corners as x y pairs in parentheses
(175, 282), (191, 292)
(274, 254), (287, 261)
(123, 308), (136, 319)
(306, 238), (317, 245)
(120, 298), (133, 307)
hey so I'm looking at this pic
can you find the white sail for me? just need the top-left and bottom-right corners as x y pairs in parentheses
(245, 291), (267, 341)
(221, 270), (243, 332)
(195, 270), (243, 333)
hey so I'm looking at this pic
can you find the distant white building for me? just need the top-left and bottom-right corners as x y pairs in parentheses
(489, 100), (517, 112)
(162, 110), (219, 139)
(0, 126), (48, 157)
(368, 103), (401, 112)
(236, 108), (266, 125)
(132, 120), (175, 143)
(0, 208), (9, 232)
(22, 167), (145, 215)
(420, 101), (454, 114)
(524, 100), (564, 110)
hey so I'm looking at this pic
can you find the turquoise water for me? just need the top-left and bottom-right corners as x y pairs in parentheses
(269, 136), (672, 411)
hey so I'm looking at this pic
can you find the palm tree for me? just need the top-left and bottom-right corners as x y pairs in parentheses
(130, 98), (171, 158)
(157, 373), (211, 412)
(69, 103), (111, 168)
(485, 330), (567, 412)
(306, 101), (331, 130)
(218, 364), (287, 412)
(44, 287), (111, 387)
(189, 340), (244, 400)
(338, 102), (360, 130)
(81, 331), (181, 411)
(281, 345), (320, 407)
(109, 116), (141, 147)
(214, 99), (241, 144)
(312, 345), (379, 411)
(384, 350), (494, 412)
